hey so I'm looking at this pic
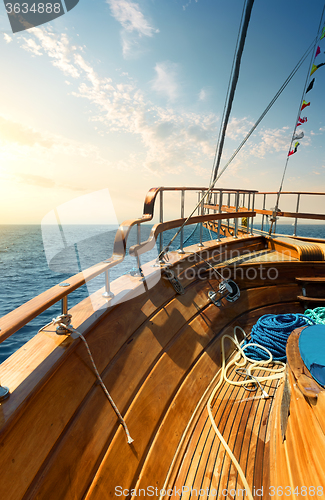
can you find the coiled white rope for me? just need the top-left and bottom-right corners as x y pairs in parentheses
(207, 326), (286, 500)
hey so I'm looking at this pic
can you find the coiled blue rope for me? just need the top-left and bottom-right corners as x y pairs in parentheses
(304, 307), (325, 325)
(243, 313), (315, 362)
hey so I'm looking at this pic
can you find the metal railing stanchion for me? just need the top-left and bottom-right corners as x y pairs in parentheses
(159, 190), (163, 253)
(198, 190), (204, 247)
(250, 193), (255, 235)
(234, 191), (239, 238)
(102, 269), (114, 298)
(217, 189), (223, 241)
(293, 193), (300, 236)
(179, 190), (185, 254)
(261, 193), (266, 231)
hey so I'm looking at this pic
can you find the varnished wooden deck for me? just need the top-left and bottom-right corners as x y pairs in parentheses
(171, 363), (279, 499)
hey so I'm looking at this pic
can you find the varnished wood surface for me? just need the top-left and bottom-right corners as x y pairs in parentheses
(129, 212), (256, 257)
(269, 367), (325, 500)
(0, 234), (325, 499)
(286, 327), (323, 398)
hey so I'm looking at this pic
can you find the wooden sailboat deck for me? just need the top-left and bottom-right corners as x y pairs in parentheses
(171, 364), (279, 499)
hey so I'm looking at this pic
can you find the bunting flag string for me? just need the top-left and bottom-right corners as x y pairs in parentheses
(293, 131), (304, 140)
(301, 100), (310, 110)
(297, 116), (307, 126)
(306, 78), (315, 92)
(321, 25), (325, 40)
(288, 141), (300, 157)
(288, 23), (325, 159)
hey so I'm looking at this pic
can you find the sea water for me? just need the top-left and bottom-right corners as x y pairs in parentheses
(1, 223), (324, 364)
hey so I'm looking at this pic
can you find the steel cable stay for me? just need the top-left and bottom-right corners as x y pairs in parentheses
(208, 0), (249, 188)
(158, 36), (318, 263)
(270, 3), (325, 234)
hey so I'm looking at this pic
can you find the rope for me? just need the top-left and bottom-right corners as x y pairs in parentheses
(211, 0), (255, 183)
(304, 307), (325, 324)
(39, 315), (134, 444)
(209, 0), (248, 187)
(270, 4), (325, 235)
(243, 313), (314, 362)
(207, 326), (286, 500)
(158, 37), (317, 263)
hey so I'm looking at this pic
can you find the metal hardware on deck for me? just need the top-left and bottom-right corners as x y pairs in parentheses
(164, 267), (185, 295)
(302, 287), (306, 297)
(102, 269), (114, 298)
(59, 283), (70, 287)
(208, 280), (240, 307)
(179, 190), (185, 254)
(0, 384), (9, 402)
(56, 312), (72, 335)
(293, 193), (300, 237)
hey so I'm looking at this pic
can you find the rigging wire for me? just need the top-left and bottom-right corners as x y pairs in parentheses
(211, 0), (255, 184)
(208, 0), (248, 187)
(158, 36), (317, 262)
(270, 3), (325, 234)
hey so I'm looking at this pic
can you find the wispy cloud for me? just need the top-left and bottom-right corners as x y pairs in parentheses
(183, 0), (198, 11)
(106, 0), (159, 57)
(3, 33), (12, 43)
(152, 61), (179, 101)
(198, 88), (207, 101)
(16, 27), (295, 178)
(0, 116), (54, 147)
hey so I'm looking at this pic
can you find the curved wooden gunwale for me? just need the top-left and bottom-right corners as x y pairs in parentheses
(1, 226), (325, 499)
(268, 327), (325, 500)
(0, 213), (251, 344)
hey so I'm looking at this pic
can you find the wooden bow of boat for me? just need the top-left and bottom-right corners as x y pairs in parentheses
(0, 187), (325, 500)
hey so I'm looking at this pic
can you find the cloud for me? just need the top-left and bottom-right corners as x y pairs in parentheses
(198, 88), (207, 101)
(0, 116), (55, 147)
(152, 62), (179, 101)
(3, 33), (12, 43)
(106, 0), (159, 57)
(16, 173), (56, 188)
(248, 126), (291, 158)
(21, 38), (42, 55)
(183, 0), (198, 11)
(21, 28), (80, 78)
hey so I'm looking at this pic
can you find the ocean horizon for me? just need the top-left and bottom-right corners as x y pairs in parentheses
(1, 222), (325, 364)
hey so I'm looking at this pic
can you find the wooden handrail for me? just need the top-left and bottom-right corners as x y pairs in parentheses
(129, 211), (255, 257)
(143, 187), (258, 217)
(0, 187), (257, 345)
(256, 191), (325, 196)
(255, 209), (325, 220)
(204, 204), (251, 213)
(0, 215), (150, 344)
(204, 203), (325, 221)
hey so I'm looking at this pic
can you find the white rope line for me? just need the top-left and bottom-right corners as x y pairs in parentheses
(207, 326), (285, 500)
(40, 315), (134, 444)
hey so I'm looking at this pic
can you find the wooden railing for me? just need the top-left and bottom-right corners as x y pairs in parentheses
(0, 187), (256, 346)
(255, 191), (325, 235)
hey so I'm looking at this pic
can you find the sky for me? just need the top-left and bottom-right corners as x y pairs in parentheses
(0, 0), (325, 224)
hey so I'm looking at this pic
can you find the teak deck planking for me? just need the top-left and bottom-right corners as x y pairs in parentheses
(0, 234), (324, 500)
